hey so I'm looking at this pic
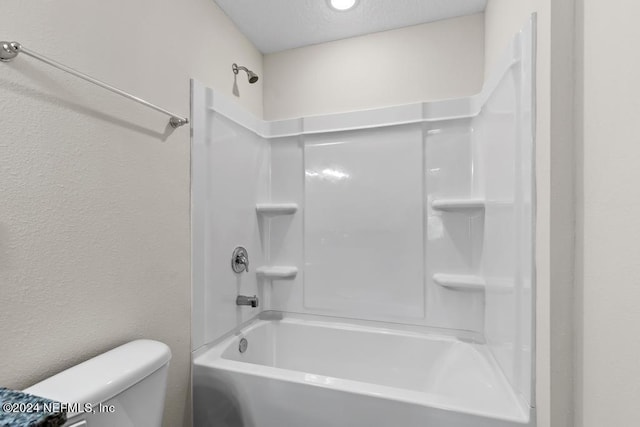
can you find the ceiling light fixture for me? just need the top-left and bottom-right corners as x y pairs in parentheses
(329, 0), (358, 11)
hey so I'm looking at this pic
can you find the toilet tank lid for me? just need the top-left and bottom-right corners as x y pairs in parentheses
(24, 339), (171, 407)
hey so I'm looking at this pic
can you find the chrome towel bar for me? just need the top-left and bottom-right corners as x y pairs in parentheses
(0, 41), (189, 128)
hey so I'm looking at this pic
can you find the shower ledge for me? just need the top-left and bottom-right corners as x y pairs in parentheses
(433, 274), (485, 292)
(431, 199), (485, 211)
(256, 203), (298, 216)
(256, 266), (298, 279)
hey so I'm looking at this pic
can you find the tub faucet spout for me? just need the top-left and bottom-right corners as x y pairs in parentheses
(236, 295), (259, 308)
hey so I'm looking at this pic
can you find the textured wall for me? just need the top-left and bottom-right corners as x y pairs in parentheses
(263, 14), (485, 120)
(578, 0), (640, 425)
(0, 1), (262, 426)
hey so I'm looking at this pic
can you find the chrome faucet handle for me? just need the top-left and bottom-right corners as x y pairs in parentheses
(238, 254), (249, 272)
(231, 247), (249, 273)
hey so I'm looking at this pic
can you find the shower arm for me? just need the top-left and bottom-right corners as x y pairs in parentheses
(0, 41), (189, 128)
(232, 64), (249, 74)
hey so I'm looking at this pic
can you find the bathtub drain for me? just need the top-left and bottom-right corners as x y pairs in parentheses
(239, 338), (248, 353)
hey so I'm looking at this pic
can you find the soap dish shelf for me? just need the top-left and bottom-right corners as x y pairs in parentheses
(256, 203), (298, 216)
(431, 199), (485, 211)
(256, 266), (298, 280)
(433, 274), (485, 292)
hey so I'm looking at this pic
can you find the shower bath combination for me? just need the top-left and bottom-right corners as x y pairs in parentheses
(193, 16), (536, 427)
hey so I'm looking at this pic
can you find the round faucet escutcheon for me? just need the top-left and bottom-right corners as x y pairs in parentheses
(231, 246), (249, 273)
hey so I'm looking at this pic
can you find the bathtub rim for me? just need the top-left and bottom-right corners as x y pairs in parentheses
(193, 310), (486, 357)
(192, 311), (531, 424)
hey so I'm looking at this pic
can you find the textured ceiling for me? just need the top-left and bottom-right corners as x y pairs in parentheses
(214, 0), (488, 54)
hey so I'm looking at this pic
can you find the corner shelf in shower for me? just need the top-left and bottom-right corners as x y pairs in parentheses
(433, 274), (485, 292)
(431, 199), (485, 211)
(256, 203), (299, 216)
(256, 266), (298, 280)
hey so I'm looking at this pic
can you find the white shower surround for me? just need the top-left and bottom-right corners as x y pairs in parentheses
(192, 16), (535, 427)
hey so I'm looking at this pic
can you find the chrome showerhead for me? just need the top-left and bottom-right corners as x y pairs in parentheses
(232, 63), (259, 84)
(246, 70), (259, 84)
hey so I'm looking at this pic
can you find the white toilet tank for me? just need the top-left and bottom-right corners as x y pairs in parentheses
(24, 339), (171, 427)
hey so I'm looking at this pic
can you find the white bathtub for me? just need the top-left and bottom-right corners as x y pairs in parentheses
(193, 313), (531, 427)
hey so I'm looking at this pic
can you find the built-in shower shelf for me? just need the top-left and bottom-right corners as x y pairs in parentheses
(431, 199), (485, 211)
(256, 266), (298, 279)
(256, 203), (298, 216)
(433, 274), (485, 292)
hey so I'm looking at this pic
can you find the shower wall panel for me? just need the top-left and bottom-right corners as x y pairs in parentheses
(478, 18), (535, 406)
(303, 126), (425, 320)
(191, 81), (270, 351)
(425, 119), (485, 331)
(265, 138), (304, 313)
(267, 122), (485, 333)
(192, 22), (535, 399)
